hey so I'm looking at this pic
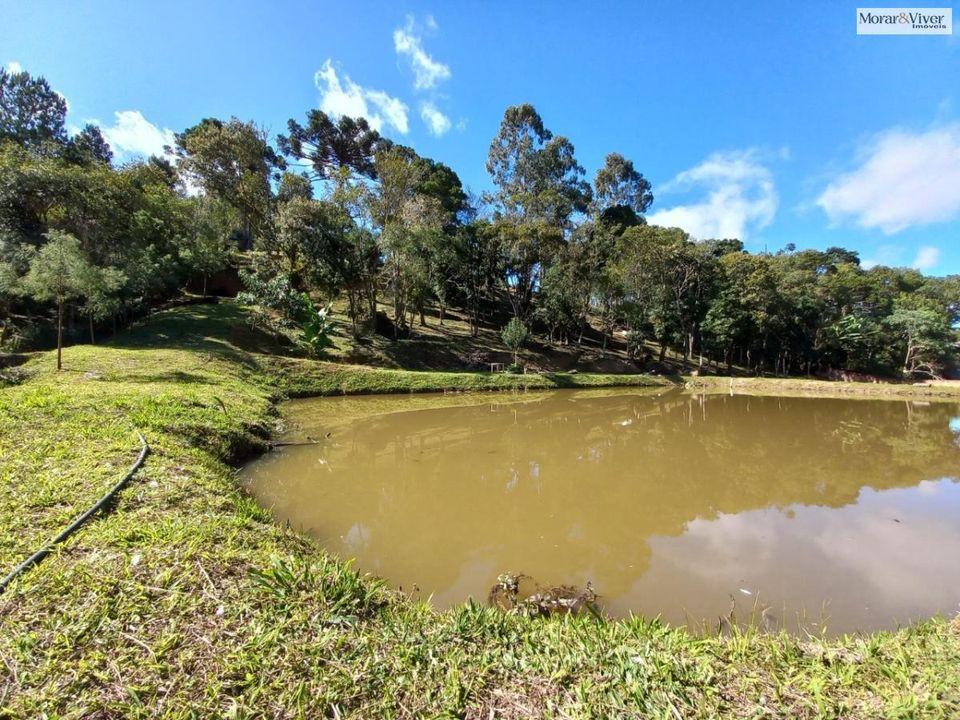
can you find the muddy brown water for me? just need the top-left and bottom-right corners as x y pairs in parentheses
(241, 388), (960, 634)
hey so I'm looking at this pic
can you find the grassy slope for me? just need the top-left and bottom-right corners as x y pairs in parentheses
(0, 303), (958, 719)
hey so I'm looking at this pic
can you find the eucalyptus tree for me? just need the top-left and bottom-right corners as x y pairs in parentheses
(578, 153), (651, 353)
(370, 145), (445, 336)
(486, 104), (590, 319)
(616, 225), (718, 366)
(453, 220), (501, 337)
(173, 118), (280, 247)
(592, 152), (653, 221)
(411, 157), (468, 325)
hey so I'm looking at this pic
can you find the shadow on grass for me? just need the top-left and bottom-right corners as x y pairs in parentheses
(108, 303), (306, 366)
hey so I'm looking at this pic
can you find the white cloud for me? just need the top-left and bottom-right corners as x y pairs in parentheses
(96, 110), (175, 159)
(817, 124), (960, 234)
(647, 149), (778, 240)
(420, 102), (451, 136)
(912, 245), (941, 271)
(314, 60), (408, 134)
(6, 61), (22, 74)
(393, 16), (451, 90)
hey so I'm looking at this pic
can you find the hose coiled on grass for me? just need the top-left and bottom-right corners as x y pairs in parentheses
(0, 431), (150, 594)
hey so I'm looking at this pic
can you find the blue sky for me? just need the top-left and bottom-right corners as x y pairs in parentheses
(3, 0), (959, 274)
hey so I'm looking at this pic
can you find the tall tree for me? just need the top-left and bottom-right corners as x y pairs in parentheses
(486, 104), (590, 319)
(65, 124), (113, 166)
(0, 67), (68, 150)
(173, 118), (280, 246)
(593, 152), (653, 220)
(371, 145), (444, 336)
(277, 110), (385, 331)
(277, 110), (381, 183)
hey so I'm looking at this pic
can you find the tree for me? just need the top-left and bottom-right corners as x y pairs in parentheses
(593, 152), (653, 218)
(453, 220), (501, 337)
(277, 110), (384, 332)
(19, 231), (91, 369)
(0, 67), (68, 150)
(181, 198), (233, 296)
(501, 317), (531, 365)
(277, 110), (381, 183)
(276, 171), (313, 204)
(76, 262), (125, 343)
(616, 226), (717, 366)
(371, 145), (444, 336)
(268, 196), (340, 291)
(65, 124), (113, 166)
(486, 104), (590, 319)
(886, 300), (953, 378)
(173, 118), (280, 246)
(486, 104), (590, 225)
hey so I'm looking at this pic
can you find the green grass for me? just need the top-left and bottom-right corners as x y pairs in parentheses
(1, 301), (959, 718)
(273, 356), (672, 397)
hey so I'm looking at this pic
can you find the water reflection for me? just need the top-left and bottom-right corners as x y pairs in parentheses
(242, 390), (960, 633)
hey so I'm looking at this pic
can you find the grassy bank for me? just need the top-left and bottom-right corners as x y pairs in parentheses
(273, 357), (672, 397)
(687, 375), (960, 402)
(1, 302), (959, 718)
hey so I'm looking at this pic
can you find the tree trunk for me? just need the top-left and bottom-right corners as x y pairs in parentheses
(56, 298), (63, 371)
(203, 274), (209, 297)
(903, 339), (914, 376)
(89, 314), (95, 345)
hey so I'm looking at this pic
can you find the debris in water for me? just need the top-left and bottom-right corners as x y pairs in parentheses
(488, 573), (600, 618)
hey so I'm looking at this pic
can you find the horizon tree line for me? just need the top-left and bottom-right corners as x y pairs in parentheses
(1, 65), (957, 377)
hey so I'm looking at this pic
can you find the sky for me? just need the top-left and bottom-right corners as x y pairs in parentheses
(2, 0), (959, 275)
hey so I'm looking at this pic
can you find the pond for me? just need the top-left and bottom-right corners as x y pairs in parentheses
(241, 388), (960, 634)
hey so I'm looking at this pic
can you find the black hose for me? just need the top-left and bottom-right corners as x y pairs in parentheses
(0, 431), (150, 594)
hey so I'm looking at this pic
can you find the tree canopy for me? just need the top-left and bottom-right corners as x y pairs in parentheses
(0, 65), (955, 378)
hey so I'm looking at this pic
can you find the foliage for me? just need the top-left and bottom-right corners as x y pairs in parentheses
(501, 316), (531, 363)
(180, 197), (233, 294)
(299, 301), (334, 356)
(173, 117), (280, 243)
(0, 63), (955, 380)
(0, 67), (67, 149)
(238, 262), (309, 327)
